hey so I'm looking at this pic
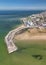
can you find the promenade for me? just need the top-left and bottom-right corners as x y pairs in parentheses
(5, 25), (28, 53)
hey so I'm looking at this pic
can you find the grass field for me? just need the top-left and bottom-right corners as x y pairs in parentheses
(0, 37), (46, 65)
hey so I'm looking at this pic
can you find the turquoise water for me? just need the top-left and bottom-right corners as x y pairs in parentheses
(0, 16), (22, 37)
(0, 10), (46, 65)
(0, 10), (44, 37)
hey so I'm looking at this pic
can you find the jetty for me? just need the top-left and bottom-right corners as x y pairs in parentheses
(5, 25), (29, 53)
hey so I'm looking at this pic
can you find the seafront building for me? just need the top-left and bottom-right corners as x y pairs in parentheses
(5, 11), (46, 53)
(22, 12), (46, 28)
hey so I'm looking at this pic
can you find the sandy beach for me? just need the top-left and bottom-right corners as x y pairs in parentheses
(15, 30), (46, 40)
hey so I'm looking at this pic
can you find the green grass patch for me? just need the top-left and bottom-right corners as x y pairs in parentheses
(0, 37), (46, 65)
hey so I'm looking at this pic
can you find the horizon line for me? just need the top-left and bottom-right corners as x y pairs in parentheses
(0, 9), (46, 11)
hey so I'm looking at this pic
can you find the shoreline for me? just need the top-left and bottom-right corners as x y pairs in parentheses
(5, 11), (46, 53)
(15, 35), (46, 40)
(15, 31), (46, 40)
(5, 25), (29, 53)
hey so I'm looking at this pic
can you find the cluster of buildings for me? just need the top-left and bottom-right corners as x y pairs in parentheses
(22, 11), (46, 28)
(5, 11), (46, 53)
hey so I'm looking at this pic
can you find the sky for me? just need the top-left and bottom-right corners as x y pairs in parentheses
(0, 0), (46, 10)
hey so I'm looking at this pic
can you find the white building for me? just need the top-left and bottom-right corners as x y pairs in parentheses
(42, 23), (46, 27)
(26, 21), (34, 27)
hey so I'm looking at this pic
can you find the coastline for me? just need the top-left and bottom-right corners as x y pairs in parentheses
(5, 25), (28, 53)
(5, 11), (46, 53)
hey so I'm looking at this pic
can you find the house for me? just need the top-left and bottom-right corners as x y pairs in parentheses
(26, 21), (34, 27)
(42, 22), (46, 27)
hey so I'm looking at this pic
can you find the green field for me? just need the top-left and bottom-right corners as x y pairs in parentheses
(0, 37), (46, 65)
